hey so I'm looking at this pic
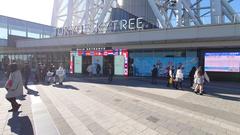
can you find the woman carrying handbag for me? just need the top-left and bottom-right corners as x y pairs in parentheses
(5, 63), (23, 112)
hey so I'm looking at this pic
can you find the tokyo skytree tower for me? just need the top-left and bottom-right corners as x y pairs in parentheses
(51, 0), (240, 29)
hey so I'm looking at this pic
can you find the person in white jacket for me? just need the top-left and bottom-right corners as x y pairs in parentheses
(5, 63), (23, 112)
(193, 66), (210, 95)
(175, 67), (184, 89)
(56, 65), (65, 85)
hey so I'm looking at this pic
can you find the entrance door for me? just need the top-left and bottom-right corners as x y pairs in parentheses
(103, 55), (114, 76)
(82, 56), (92, 74)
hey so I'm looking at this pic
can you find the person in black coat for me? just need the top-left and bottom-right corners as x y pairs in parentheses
(96, 63), (101, 76)
(189, 66), (196, 87)
(151, 65), (158, 84)
(23, 63), (31, 89)
(108, 64), (114, 82)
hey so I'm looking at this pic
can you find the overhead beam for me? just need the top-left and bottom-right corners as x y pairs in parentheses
(148, 0), (167, 28)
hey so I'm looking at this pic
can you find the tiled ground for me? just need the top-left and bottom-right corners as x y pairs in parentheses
(0, 77), (240, 135)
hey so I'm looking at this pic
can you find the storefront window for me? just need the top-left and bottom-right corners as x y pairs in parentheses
(130, 49), (198, 77)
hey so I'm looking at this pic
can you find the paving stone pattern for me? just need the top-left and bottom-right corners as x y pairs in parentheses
(0, 78), (240, 135)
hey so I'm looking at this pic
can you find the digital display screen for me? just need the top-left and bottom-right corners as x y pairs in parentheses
(205, 52), (240, 72)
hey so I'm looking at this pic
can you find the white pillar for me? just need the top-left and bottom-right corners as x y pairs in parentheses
(65, 0), (74, 26)
(176, 0), (183, 27)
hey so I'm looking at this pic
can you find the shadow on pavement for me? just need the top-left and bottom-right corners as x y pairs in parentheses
(26, 88), (40, 96)
(204, 86), (240, 101)
(53, 84), (79, 90)
(67, 76), (240, 102)
(8, 112), (34, 135)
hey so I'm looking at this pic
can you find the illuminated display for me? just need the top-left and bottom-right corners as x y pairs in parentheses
(70, 48), (128, 76)
(205, 52), (240, 72)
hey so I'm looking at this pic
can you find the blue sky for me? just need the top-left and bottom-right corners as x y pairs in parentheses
(0, 0), (239, 26)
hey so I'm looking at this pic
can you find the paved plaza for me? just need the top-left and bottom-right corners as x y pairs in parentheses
(0, 77), (240, 135)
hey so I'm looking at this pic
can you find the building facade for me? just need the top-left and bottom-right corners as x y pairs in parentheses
(1, 0), (240, 81)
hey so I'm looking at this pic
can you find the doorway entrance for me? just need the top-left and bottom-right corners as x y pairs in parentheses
(82, 56), (92, 74)
(103, 55), (114, 76)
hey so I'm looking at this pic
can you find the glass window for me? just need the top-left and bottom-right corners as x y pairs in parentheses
(28, 32), (40, 38)
(0, 27), (8, 39)
(11, 29), (26, 37)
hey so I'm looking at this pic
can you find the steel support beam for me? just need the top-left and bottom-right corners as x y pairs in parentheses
(148, 0), (167, 28)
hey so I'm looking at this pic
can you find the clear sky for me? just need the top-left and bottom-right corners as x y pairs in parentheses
(0, 0), (54, 25)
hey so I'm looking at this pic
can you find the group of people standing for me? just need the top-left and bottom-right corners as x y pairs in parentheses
(152, 65), (210, 95)
(37, 63), (66, 85)
(166, 66), (184, 89)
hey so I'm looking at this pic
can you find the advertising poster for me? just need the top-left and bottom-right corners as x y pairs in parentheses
(92, 56), (103, 74)
(133, 56), (198, 77)
(114, 56), (125, 75)
(74, 56), (82, 73)
(134, 57), (155, 76)
(70, 51), (74, 74)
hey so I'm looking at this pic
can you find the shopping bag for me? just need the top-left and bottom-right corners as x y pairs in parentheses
(169, 77), (173, 84)
(5, 79), (13, 90)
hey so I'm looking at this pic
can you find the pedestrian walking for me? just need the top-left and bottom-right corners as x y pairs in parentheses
(4, 64), (11, 78)
(56, 64), (65, 85)
(96, 63), (101, 76)
(194, 68), (204, 95)
(189, 66), (196, 88)
(108, 64), (114, 82)
(47, 64), (56, 84)
(167, 66), (174, 87)
(193, 66), (210, 94)
(22, 63), (31, 89)
(175, 67), (184, 89)
(87, 64), (92, 77)
(151, 65), (158, 84)
(4, 63), (23, 112)
(51, 64), (56, 84)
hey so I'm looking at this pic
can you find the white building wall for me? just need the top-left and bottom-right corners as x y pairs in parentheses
(16, 24), (240, 49)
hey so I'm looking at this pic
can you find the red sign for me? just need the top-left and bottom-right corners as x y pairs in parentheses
(78, 50), (82, 56)
(69, 51), (74, 74)
(122, 50), (128, 76)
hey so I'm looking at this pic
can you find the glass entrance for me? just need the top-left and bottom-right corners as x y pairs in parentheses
(103, 55), (114, 76)
(82, 56), (92, 74)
